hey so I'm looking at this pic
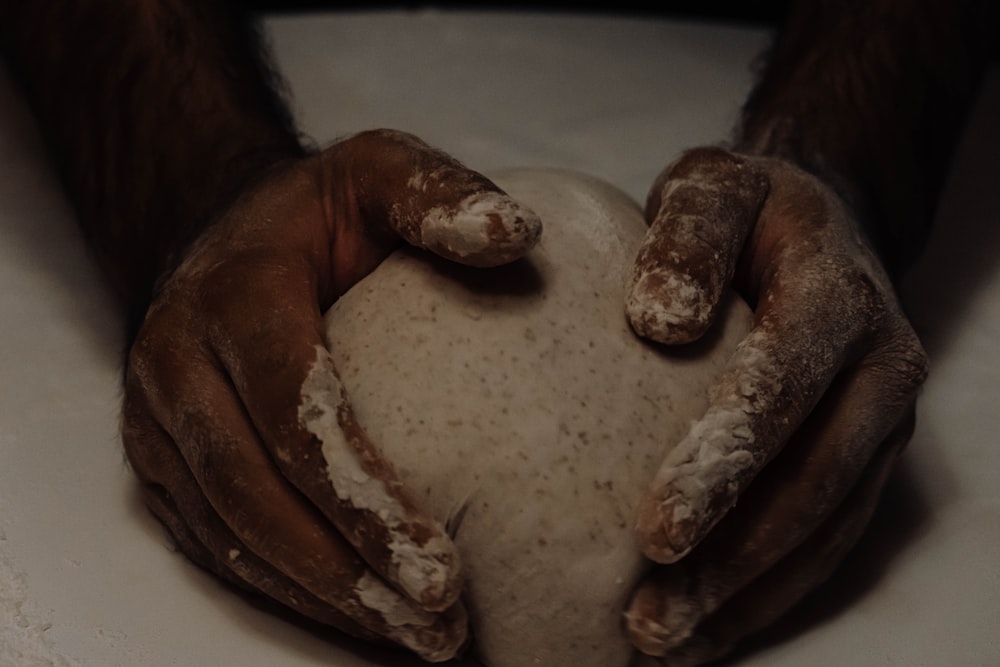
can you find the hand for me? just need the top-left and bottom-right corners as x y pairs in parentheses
(120, 129), (541, 662)
(622, 147), (928, 664)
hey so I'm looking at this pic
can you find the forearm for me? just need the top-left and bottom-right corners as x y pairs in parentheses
(0, 0), (305, 333)
(738, 0), (996, 278)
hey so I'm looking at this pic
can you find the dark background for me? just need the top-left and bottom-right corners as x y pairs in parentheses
(239, 1), (792, 27)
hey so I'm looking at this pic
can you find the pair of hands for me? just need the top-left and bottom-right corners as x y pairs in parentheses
(122, 129), (926, 664)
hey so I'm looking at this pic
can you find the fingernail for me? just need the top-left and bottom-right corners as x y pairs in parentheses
(626, 269), (712, 345)
(419, 192), (542, 267)
(391, 532), (463, 611)
(624, 608), (672, 656)
(625, 580), (702, 656)
(635, 494), (698, 563)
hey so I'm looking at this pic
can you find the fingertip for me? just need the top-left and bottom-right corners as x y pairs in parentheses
(625, 268), (716, 345)
(355, 570), (468, 662)
(634, 493), (696, 564)
(392, 532), (465, 612)
(409, 601), (470, 663)
(624, 568), (702, 657)
(629, 147), (767, 347)
(624, 607), (671, 657)
(634, 426), (752, 563)
(418, 191), (542, 267)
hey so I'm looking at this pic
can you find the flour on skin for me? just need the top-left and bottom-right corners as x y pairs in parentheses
(323, 168), (755, 667)
(418, 190), (542, 267)
(297, 348), (460, 607)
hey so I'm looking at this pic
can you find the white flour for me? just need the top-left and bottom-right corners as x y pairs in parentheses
(0, 531), (73, 667)
(298, 348), (458, 608)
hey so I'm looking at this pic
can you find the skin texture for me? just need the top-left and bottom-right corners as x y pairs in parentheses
(622, 0), (996, 659)
(624, 149), (927, 660)
(121, 130), (541, 661)
(0, 0), (996, 664)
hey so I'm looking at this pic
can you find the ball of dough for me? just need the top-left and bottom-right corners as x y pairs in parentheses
(324, 168), (752, 666)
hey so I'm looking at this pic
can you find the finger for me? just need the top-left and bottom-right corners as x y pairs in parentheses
(125, 339), (468, 661)
(123, 400), (386, 643)
(626, 147), (768, 345)
(626, 358), (918, 652)
(635, 170), (926, 562)
(152, 155), (468, 612)
(652, 416), (912, 666)
(191, 267), (465, 613)
(334, 129), (542, 269)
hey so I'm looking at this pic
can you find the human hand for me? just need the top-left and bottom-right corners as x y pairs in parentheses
(120, 129), (541, 662)
(623, 147), (928, 664)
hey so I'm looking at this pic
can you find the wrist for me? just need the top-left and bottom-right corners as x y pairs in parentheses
(1, 1), (306, 336)
(734, 0), (992, 280)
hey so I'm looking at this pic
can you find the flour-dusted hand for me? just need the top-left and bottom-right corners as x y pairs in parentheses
(624, 147), (927, 663)
(617, 0), (996, 657)
(122, 129), (540, 661)
(0, 2), (545, 658)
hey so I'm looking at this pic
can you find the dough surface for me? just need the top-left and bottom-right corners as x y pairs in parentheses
(324, 168), (752, 666)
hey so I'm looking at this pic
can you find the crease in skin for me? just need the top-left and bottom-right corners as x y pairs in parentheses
(298, 345), (458, 607)
(418, 191), (542, 266)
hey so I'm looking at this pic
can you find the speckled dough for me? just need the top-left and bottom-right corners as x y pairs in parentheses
(324, 168), (752, 666)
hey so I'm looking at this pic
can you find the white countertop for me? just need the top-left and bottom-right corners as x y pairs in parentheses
(1, 10), (998, 667)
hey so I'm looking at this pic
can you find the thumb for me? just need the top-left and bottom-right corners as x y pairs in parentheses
(335, 128), (542, 268)
(626, 147), (767, 344)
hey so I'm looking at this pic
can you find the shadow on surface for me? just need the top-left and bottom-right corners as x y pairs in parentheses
(715, 72), (1000, 665)
(902, 69), (1000, 359)
(714, 457), (931, 665)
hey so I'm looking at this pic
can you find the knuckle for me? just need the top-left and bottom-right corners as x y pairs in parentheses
(834, 268), (928, 393)
(885, 329), (929, 390)
(344, 127), (425, 153)
(827, 262), (884, 322)
(126, 307), (183, 396)
(817, 262), (895, 342)
(119, 396), (170, 482)
(120, 395), (146, 445)
(867, 321), (928, 394)
(668, 146), (742, 179)
(648, 146), (766, 220)
(341, 128), (457, 182)
(125, 327), (161, 399)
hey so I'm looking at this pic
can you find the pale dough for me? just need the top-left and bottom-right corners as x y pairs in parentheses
(324, 168), (752, 666)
